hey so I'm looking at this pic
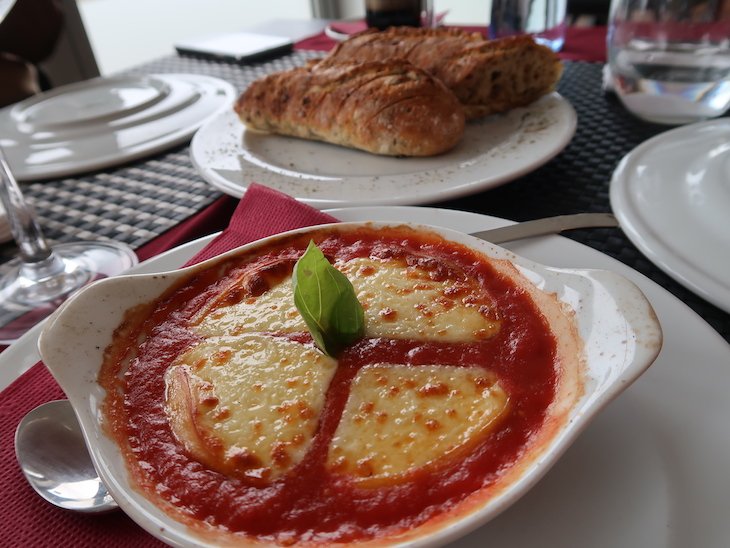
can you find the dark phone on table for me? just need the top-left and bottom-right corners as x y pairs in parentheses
(174, 32), (293, 63)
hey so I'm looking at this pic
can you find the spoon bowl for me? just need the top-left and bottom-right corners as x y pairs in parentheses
(14, 399), (118, 513)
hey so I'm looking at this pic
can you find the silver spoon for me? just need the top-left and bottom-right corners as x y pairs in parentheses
(14, 399), (118, 513)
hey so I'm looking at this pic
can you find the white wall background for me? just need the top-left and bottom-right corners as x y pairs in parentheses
(77, 0), (488, 75)
(77, 0), (313, 74)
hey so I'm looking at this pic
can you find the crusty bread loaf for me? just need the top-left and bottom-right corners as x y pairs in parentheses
(234, 59), (465, 157)
(316, 27), (563, 119)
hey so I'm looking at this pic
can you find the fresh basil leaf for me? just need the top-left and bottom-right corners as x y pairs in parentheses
(292, 241), (365, 357)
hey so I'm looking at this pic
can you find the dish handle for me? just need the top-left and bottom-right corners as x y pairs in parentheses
(38, 272), (181, 402)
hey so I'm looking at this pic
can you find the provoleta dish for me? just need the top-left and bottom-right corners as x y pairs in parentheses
(99, 224), (583, 545)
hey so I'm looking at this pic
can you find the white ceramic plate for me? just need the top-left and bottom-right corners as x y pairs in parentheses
(3, 207), (729, 546)
(190, 93), (576, 208)
(0, 74), (237, 181)
(610, 119), (730, 313)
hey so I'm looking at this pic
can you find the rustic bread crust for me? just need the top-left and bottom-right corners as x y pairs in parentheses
(234, 59), (465, 157)
(317, 28), (563, 119)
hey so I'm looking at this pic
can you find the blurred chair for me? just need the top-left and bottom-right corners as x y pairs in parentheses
(568, 0), (611, 25)
(0, 0), (99, 107)
(40, 0), (100, 87)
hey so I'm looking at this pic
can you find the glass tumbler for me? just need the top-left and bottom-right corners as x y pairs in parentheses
(489, 0), (568, 52)
(607, 0), (730, 124)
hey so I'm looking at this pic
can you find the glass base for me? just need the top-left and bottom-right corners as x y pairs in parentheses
(0, 241), (138, 344)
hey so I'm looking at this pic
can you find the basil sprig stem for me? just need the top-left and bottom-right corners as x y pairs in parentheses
(292, 241), (365, 357)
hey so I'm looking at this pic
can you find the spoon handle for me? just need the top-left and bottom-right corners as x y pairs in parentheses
(469, 212), (619, 244)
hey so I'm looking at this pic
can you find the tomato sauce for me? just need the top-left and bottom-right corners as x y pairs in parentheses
(100, 226), (559, 544)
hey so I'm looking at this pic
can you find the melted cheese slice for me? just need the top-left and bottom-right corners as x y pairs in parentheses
(165, 334), (337, 483)
(327, 364), (508, 485)
(195, 277), (307, 337)
(171, 252), (504, 485)
(193, 255), (499, 343)
(338, 257), (500, 342)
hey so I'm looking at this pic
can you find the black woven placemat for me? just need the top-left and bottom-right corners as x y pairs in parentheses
(1, 52), (727, 342)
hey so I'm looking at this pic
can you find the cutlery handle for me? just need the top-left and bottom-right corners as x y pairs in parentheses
(470, 212), (619, 244)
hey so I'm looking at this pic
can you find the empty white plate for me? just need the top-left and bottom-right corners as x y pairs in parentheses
(0, 73), (237, 181)
(610, 118), (730, 313)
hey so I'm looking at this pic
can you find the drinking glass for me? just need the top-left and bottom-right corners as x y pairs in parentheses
(607, 0), (730, 124)
(0, 146), (137, 343)
(489, 0), (568, 52)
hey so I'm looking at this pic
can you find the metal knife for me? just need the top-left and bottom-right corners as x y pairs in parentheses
(469, 212), (619, 244)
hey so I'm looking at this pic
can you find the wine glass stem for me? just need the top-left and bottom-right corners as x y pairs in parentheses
(0, 147), (65, 278)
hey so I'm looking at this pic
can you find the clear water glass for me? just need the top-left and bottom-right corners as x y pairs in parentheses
(489, 0), (568, 52)
(607, 0), (730, 125)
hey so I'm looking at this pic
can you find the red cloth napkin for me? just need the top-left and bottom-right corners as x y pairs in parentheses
(559, 26), (607, 63)
(185, 184), (336, 265)
(0, 184), (336, 547)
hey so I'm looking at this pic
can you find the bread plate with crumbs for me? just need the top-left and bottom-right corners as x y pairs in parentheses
(191, 92), (576, 209)
(38, 222), (662, 547)
(191, 29), (574, 209)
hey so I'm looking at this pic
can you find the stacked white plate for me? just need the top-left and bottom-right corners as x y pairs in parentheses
(0, 73), (237, 181)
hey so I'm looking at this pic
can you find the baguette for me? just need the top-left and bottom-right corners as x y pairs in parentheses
(234, 59), (465, 157)
(315, 27), (563, 119)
